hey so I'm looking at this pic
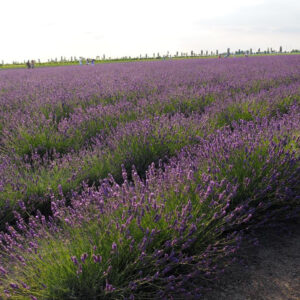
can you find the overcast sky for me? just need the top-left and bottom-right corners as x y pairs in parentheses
(1, 0), (299, 62)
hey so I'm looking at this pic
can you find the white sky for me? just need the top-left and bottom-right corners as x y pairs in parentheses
(1, 0), (299, 63)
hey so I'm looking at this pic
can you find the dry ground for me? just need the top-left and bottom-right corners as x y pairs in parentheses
(202, 220), (300, 300)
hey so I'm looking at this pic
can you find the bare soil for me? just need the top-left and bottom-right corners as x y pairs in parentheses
(203, 220), (300, 300)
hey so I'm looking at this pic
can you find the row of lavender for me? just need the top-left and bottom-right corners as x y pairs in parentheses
(0, 56), (299, 298)
(1, 56), (299, 157)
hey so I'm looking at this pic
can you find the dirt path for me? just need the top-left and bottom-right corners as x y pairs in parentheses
(203, 221), (300, 300)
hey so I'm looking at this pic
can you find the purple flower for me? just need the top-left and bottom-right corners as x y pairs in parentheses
(112, 242), (117, 252)
(18, 200), (26, 211)
(10, 283), (19, 289)
(81, 253), (88, 263)
(21, 281), (30, 289)
(71, 256), (78, 265)
(105, 279), (115, 292)
(92, 254), (102, 263)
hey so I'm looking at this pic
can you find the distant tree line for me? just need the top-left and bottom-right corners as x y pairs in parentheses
(1, 46), (299, 66)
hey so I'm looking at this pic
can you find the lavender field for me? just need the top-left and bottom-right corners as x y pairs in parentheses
(0, 55), (299, 299)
